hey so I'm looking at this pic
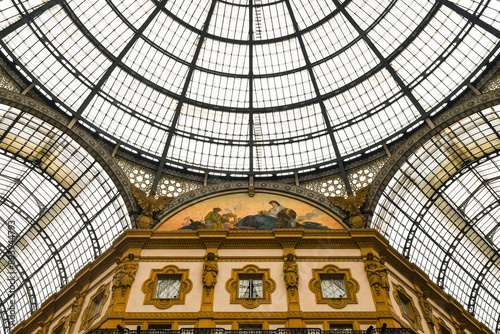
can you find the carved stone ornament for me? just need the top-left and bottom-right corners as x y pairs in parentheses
(68, 291), (86, 333)
(364, 252), (390, 297)
(308, 264), (359, 309)
(132, 185), (173, 229)
(142, 265), (193, 309)
(112, 253), (139, 298)
(417, 290), (436, 327)
(328, 185), (369, 228)
(436, 318), (454, 334)
(51, 316), (68, 334)
(35, 321), (50, 334)
(80, 283), (111, 331)
(225, 264), (276, 309)
(392, 283), (422, 332)
(283, 253), (299, 295)
(202, 252), (218, 296)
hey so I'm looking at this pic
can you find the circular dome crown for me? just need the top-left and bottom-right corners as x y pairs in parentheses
(1, 0), (499, 176)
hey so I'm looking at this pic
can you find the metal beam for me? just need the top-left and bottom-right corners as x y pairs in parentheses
(0, 0), (62, 39)
(436, 0), (500, 38)
(468, 254), (500, 315)
(0, 197), (68, 288)
(0, 303), (11, 334)
(150, 0), (219, 193)
(248, 0), (255, 173)
(74, 0), (169, 117)
(331, 0), (428, 118)
(282, 0), (351, 191)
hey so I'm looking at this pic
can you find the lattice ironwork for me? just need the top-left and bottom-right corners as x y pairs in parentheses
(0, 0), (498, 180)
(303, 158), (386, 197)
(348, 159), (387, 191)
(0, 67), (19, 92)
(372, 105), (500, 332)
(0, 104), (132, 333)
(116, 158), (201, 198)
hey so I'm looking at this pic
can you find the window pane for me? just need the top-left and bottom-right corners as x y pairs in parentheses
(155, 277), (181, 299)
(321, 277), (346, 298)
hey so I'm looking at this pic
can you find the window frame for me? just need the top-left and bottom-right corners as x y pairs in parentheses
(392, 283), (422, 331)
(154, 275), (183, 299)
(309, 265), (359, 309)
(80, 283), (110, 331)
(238, 274), (264, 299)
(142, 265), (193, 309)
(226, 264), (276, 309)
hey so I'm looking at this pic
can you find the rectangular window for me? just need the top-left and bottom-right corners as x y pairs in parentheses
(329, 324), (353, 331)
(321, 275), (346, 298)
(149, 324), (172, 330)
(155, 275), (182, 299)
(239, 275), (263, 298)
(239, 324), (263, 333)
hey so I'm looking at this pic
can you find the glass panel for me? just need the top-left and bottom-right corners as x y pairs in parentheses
(155, 277), (181, 299)
(321, 276), (346, 298)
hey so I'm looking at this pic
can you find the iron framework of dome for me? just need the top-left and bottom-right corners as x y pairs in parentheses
(1, 0), (500, 333)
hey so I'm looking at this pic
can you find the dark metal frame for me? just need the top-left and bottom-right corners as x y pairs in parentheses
(1, 0), (499, 183)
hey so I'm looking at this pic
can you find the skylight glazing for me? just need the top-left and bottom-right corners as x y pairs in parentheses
(372, 105), (500, 331)
(0, 104), (132, 333)
(0, 0), (498, 176)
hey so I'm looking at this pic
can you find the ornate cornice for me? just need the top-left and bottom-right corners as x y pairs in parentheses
(0, 88), (138, 213)
(366, 88), (500, 214)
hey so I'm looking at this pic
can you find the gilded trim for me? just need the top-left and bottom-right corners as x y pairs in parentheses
(80, 283), (110, 331)
(141, 265), (193, 309)
(436, 317), (453, 334)
(392, 283), (422, 332)
(50, 316), (68, 334)
(308, 265), (359, 309)
(225, 264), (276, 309)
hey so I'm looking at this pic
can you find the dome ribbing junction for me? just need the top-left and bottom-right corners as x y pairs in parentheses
(1, 0), (499, 177)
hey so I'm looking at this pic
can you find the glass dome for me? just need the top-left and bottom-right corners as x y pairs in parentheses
(0, 0), (499, 177)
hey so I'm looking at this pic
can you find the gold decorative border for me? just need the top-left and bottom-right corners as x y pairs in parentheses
(392, 283), (422, 331)
(50, 316), (67, 334)
(80, 283), (110, 331)
(141, 265), (193, 309)
(225, 264), (276, 309)
(308, 265), (359, 309)
(121, 311), (382, 320)
(437, 317), (453, 334)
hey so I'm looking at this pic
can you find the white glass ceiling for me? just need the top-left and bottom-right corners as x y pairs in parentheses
(372, 105), (500, 332)
(0, 104), (132, 333)
(0, 0), (499, 176)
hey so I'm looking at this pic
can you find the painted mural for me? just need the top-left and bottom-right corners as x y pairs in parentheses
(157, 193), (345, 231)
